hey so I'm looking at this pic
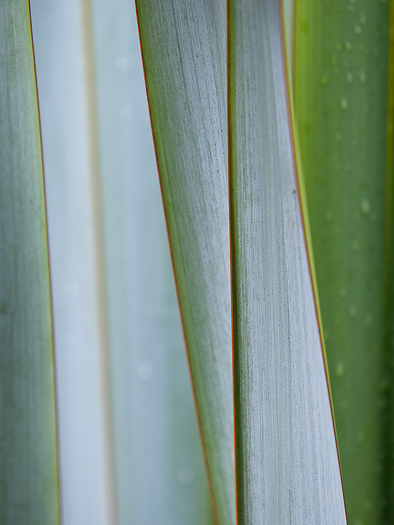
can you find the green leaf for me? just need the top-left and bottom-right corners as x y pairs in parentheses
(0, 1), (59, 522)
(386, 4), (394, 520)
(135, 1), (235, 523)
(228, 1), (346, 522)
(295, 1), (391, 522)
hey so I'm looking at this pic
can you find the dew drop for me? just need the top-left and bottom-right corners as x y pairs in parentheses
(335, 132), (342, 141)
(346, 71), (354, 83)
(354, 24), (362, 34)
(349, 0), (355, 3)
(335, 42), (342, 51)
(325, 210), (333, 222)
(333, 68), (340, 75)
(353, 519), (364, 525)
(360, 14), (366, 25)
(345, 41), (353, 51)
(339, 288), (347, 298)
(335, 361), (346, 377)
(339, 400), (348, 410)
(349, 305), (357, 317)
(352, 240), (360, 251)
(356, 432), (365, 443)
(320, 75), (329, 86)
(359, 70), (366, 83)
(340, 96), (349, 110)
(360, 198), (371, 213)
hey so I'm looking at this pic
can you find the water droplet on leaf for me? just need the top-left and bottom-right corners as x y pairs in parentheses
(340, 96), (349, 110)
(349, 305), (357, 317)
(360, 198), (371, 213)
(339, 400), (348, 410)
(320, 76), (329, 86)
(335, 361), (346, 377)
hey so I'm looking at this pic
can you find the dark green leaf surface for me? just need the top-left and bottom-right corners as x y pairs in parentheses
(295, 1), (390, 522)
(0, 1), (59, 523)
(228, 0), (346, 522)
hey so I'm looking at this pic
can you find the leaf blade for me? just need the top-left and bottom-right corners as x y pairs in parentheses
(294, 1), (391, 521)
(135, 1), (235, 523)
(0, 1), (59, 522)
(30, 0), (115, 521)
(228, 1), (346, 522)
(89, 0), (212, 522)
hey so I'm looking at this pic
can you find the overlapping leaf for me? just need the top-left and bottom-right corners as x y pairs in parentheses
(295, 1), (391, 521)
(0, 1), (58, 522)
(135, 1), (234, 523)
(228, 0), (346, 522)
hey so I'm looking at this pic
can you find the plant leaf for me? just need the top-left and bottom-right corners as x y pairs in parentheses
(386, 2), (394, 519)
(228, 1), (346, 522)
(135, 1), (234, 523)
(30, 0), (115, 522)
(89, 0), (212, 522)
(0, 1), (59, 522)
(294, 1), (391, 521)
